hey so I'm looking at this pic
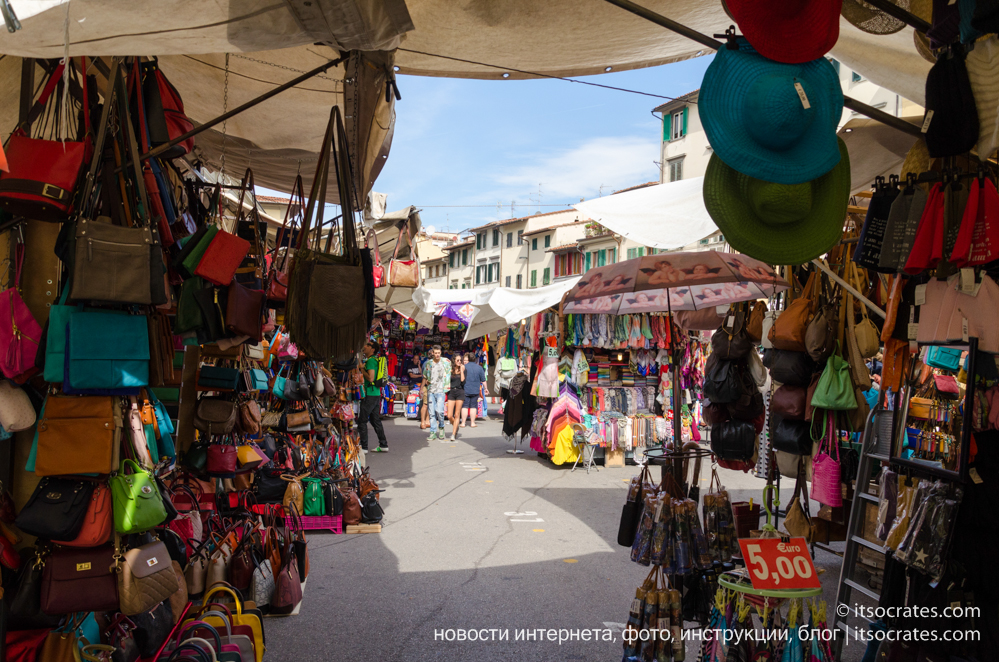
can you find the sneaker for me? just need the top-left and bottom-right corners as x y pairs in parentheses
(429, 431), (438, 440)
(361, 448), (368, 454)
(372, 446), (389, 453)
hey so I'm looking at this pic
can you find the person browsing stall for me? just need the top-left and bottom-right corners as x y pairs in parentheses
(460, 353), (488, 428)
(422, 345), (452, 440)
(359, 341), (389, 453)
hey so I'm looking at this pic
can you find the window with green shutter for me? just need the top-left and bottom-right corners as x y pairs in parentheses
(492, 228), (500, 246)
(585, 252), (591, 271)
(530, 270), (537, 287)
(532, 238), (537, 251)
(597, 249), (606, 267)
(462, 249), (468, 266)
(544, 235), (550, 248)
(543, 268), (550, 285)
(449, 253), (455, 268)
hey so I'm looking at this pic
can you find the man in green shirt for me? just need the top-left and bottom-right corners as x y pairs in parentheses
(360, 340), (388, 453)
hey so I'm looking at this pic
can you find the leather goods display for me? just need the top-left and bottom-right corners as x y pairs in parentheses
(207, 441), (238, 478)
(804, 300), (837, 363)
(71, 216), (156, 304)
(745, 300), (766, 342)
(194, 399), (238, 435)
(35, 394), (118, 476)
(770, 385), (806, 420)
(282, 476), (304, 514)
(810, 350), (858, 411)
(322, 479), (344, 516)
(0, 380), (36, 431)
(709, 419), (756, 462)
(169, 560), (190, 623)
(247, 368), (269, 392)
(268, 177), (305, 303)
(341, 486), (362, 526)
(0, 245), (42, 378)
(811, 412), (843, 507)
(40, 544), (119, 614)
(198, 365), (241, 391)
(771, 418), (813, 455)
(853, 301), (880, 359)
(286, 505), (310, 580)
(236, 445), (265, 472)
(116, 539), (180, 615)
(250, 557), (275, 611)
(360, 491), (384, 524)
(0, 59), (90, 222)
(301, 477), (325, 516)
(284, 410), (311, 430)
(195, 610), (255, 662)
(781, 468), (812, 542)
(195, 229), (250, 286)
(7, 550), (63, 630)
(104, 614), (141, 662)
(140, 58), (195, 157)
(768, 272), (817, 351)
(762, 349), (816, 387)
(702, 401), (729, 426)
(66, 312), (150, 390)
(194, 585), (264, 662)
(702, 356), (742, 404)
(110, 460), (168, 533)
(238, 400), (262, 435)
(253, 468), (287, 503)
(53, 482), (113, 547)
(387, 224), (420, 288)
(710, 310), (751, 360)
(15, 477), (95, 540)
(269, 543), (302, 615)
(226, 281), (265, 341)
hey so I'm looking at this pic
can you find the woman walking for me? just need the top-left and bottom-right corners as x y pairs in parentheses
(446, 355), (465, 441)
(461, 352), (488, 429)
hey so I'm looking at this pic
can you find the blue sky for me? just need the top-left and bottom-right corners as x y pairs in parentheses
(373, 56), (711, 235)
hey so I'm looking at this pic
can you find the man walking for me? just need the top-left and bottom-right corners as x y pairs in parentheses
(359, 341), (389, 453)
(422, 344), (451, 440)
(460, 353), (488, 428)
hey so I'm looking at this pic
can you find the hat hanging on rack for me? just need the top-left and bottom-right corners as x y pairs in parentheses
(698, 38), (843, 185)
(923, 47), (979, 158)
(840, 0), (912, 35)
(965, 35), (999, 160)
(724, 0), (842, 64)
(900, 137), (931, 183)
(703, 137), (851, 265)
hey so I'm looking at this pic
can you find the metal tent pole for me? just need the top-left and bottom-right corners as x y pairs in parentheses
(601, 0), (922, 138)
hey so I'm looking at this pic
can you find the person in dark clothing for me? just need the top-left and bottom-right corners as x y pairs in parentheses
(460, 352), (487, 428)
(359, 340), (388, 453)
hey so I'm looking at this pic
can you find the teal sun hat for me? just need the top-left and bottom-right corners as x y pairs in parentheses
(699, 38), (844, 185)
(703, 137), (851, 265)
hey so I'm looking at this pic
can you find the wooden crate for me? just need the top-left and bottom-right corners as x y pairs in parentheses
(345, 524), (382, 534)
(604, 449), (625, 468)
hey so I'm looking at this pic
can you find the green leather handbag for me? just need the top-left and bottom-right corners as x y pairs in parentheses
(110, 459), (168, 533)
(810, 347), (857, 422)
(301, 477), (326, 516)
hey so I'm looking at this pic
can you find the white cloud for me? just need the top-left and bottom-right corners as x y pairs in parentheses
(494, 136), (659, 200)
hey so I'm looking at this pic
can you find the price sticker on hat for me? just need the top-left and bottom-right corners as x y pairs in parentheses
(921, 110), (934, 133)
(738, 538), (821, 590)
(793, 81), (811, 110)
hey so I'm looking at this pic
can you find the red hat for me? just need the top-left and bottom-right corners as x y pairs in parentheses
(725, 0), (843, 64)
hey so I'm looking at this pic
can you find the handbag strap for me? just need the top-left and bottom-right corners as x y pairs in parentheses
(275, 174), (306, 272)
(20, 58), (90, 139)
(234, 168), (266, 275)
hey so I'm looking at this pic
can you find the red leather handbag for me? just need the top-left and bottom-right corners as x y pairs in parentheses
(0, 245), (42, 379)
(52, 482), (113, 547)
(0, 58), (91, 222)
(4, 629), (49, 662)
(194, 229), (250, 286)
(141, 58), (195, 158)
(207, 441), (238, 478)
(368, 228), (384, 287)
(268, 175), (305, 302)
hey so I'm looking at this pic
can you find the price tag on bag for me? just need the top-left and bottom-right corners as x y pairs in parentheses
(738, 538), (821, 590)
(914, 284), (927, 306)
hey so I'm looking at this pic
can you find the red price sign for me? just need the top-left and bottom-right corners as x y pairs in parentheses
(737, 538), (821, 590)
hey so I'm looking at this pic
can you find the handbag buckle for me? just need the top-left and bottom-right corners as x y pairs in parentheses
(76, 562), (91, 571)
(41, 183), (64, 200)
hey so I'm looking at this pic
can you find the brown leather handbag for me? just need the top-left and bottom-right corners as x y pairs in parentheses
(781, 469), (812, 542)
(239, 400), (261, 435)
(116, 539), (180, 616)
(341, 487), (362, 526)
(769, 272), (817, 352)
(282, 476), (304, 515)
(53, 482), (113, 547)
(184, 543), (210, 600)
(40, 545), (119, 614)
(745, 301), (767, 342)
(269, 542), (302, 615)
(226, 281), (265, 341)
(285, 410), (311, 429)
(194, 398), (238, 435)
(169, 560), (188, 624)
(805, 301), (837, 363)
(35, 395), (118, 476)
(770, 385), (806, 421)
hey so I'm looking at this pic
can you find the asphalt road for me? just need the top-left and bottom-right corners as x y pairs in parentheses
(264, 409), (863, 662)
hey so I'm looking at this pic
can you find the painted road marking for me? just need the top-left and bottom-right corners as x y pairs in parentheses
(505, 511), (544, 523)
(460, 461), (486, 472)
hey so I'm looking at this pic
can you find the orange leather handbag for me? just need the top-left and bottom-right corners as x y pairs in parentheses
(769, 272), (817, 352)
(53, 483), (113, 548)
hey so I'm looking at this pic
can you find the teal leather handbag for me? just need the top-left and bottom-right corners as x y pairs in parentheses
(110, 459), (167, 533)
(271, 367), (288, 400)
(925, 346), (962, 371)
(67, 312), (149, 390)
(248, 368), (269, 391)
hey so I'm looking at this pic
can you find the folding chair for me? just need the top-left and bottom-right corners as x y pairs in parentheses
(570, 422), (599, 474)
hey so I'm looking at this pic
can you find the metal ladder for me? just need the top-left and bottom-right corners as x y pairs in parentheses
(832, 406), (893, 649)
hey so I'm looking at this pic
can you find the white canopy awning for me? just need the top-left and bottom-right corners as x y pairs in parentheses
(403, 279), (580, 341)
(574, 177), (717, 250)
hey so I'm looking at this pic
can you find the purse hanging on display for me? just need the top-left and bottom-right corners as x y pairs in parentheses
(268, 175), (305, 303)
(65, 311), (150, 392)
(768, 271), (818, 352)
(115, 536), (180, 616)
(0, 58), (91, 221)
(14, 477), (95, 540)
(0, 244), (42, 379)
(811, 412), (843, 508)
(34, 394), (118, 476)
(140, 57), (196, 158)
(387, 224), (420, 288)
(110, 459), (168, 534)
(368, 228), (385, 287)
(40, 544), (120, 614)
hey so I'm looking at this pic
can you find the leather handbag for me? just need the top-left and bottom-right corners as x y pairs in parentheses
(140, 58), (195, 157)
(195, 585), (264, 662)
(673, 308), (725, 331)
(269, 542), (302, 615)
(772, 418), (813, 455)
(925, 345), (962, 370)
(708, 420), (756, 462)
(66, 312), (150, 391)
(301, 477), (325, 516)
(105, 615), (140, 662)
(0, 245), (42, 378)
(72, 216), (156, 304)
(253, 468), (287, 503)
(194, 610), (255, 662)
(206, 537), (235, 591)
(15, 477), (95, 540)
(360, 491), (384, 524)
(7, 549), (63, 630)
(745, 300), (767, 342)
(849, 264), (880, 359)
(282, 475), (304, 514)
(771, 385), (806, 420)
(0, 59), (90, 222)
(207, 441), (238, 478)
(40, 544), (120, 614)
(226, 281), (265, 341)
(194, 399), (238, 435)
(284, 410), (311, 430)
(287, 504), (310, 580)
(198, 365), (241, 391)
(810, 350), (858, 412)
(110, 460), (168, 534)
(169, 560), (190, 623)
(131, 600), (175, 658)
(805, 301), (837, 363)
(341, 486), (362, 526)
(322, 479), (344, 516)
(268, 175), (305, 303)
(195, 229), (250, 286)
(387, 225), (420, 288)
(53, 482), (113, 547)
(369, 229), (385, 288)
(811, 413), (843, 507)
(185, 544), (210, 600)
(781, 468), (812, 542)
(768, 272), (817, 352)
(236, 445), (265, 472)
(710, 310), (751, 360)
(228, 537), (256, 593)
(238, 400), (262, 435)
(762, 349), (816, 387)
(0, 380), (36, 431)
(250, 555), (275, 611)
(117, 539), (180, 615)
(246, 369), (269, 392)
(35, 394), (118, 476)
(702, 401), (729, 426)
(702, 356), (742, 404)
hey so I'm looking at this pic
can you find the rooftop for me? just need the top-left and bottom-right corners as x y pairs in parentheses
(612, 181), (658, 195)
(653, 89), (699, 114)
(577, 231), (617, 244)
(256, 195), (291, 205)
(521, 219), (583, 237)
(467, 207), (578, 232)
(547, 243), (581, 253)
(443, 238), (475, 251)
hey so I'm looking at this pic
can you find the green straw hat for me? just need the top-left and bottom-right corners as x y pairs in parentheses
(703, 137), (851, 265)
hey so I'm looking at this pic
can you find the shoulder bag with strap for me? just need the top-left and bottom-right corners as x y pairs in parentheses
(387, 223), (420, 287)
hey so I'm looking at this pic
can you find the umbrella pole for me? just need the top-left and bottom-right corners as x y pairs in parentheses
(665, 293), (683, 486)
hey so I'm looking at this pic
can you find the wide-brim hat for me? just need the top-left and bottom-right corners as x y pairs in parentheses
(699, 39), (844, 185)
(900, 138), (930, 181)
(924, 50), (979, 158)
(841, 0), (911, 34)
(965, 35), (999, 159)
(725, 0), (842, 64)
(703, 137), (851, 265)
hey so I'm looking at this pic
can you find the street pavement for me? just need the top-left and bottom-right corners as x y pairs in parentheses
(264, 408), (862, 662)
